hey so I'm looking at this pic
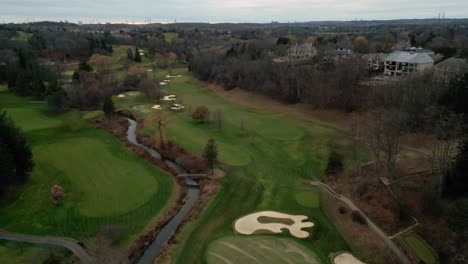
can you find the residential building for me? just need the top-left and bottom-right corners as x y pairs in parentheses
(362, 53), (387, 70)
(287, 43), (317, 62)
(384, 51), (434, 76)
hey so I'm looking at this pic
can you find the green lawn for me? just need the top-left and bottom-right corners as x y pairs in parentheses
(206, 236), (321, 264)
(402, 233), (439, 264)
(0, 241), (69, 264)
(0, 92), (177, 242)
(115, 68), (361, 263)
(163, 32), (179, 42)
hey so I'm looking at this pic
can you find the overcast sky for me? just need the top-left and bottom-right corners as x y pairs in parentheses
(1, 0), (467, 23)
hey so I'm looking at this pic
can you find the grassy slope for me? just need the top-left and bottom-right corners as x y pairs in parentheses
(115, 68), (360, 263)
(402, 234), (439, 264)
(0, 241), (69, 264)
(206, 236), (321, 264)
(0, 92), (176, 242)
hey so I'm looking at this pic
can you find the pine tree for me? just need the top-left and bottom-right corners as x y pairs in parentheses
(203, 139), (218, 175)
(134, 47), (142, 62)
(127, 48), (133, 61)
(102, 97), (115, 117)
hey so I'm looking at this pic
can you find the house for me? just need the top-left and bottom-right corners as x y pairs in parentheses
(434, 58), (468, 82)
(287, 43), (317, 61)
(401, 47), (435, 56)
(362, 53), (387, 70)
(384, 51), (434, 76)
(320, 48), (354, 67)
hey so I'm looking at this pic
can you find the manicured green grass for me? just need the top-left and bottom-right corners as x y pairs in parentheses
(12, 31), (31, 42)
(115, 68), (357, 263)
(0, 92), (176, 242)
(206, 236), (320, 264)
(0, 241), (69, 264)
(402, 233), (439, 264)
(163, 32), (179, 42)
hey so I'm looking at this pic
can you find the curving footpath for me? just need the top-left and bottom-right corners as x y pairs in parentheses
(0, 230), (93, 264)
(310, 181), (409, 264)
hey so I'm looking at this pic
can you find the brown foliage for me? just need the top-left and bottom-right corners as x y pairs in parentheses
(351, 210), (367, 225)
(191, 106), (210, 124)
(51, 185), (64, 204)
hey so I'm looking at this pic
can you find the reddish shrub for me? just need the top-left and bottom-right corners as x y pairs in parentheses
(351, 210), (367, 225)
(338, 206), (348, 214)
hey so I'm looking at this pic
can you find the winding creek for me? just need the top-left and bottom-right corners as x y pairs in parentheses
(126, 118), (201, 264)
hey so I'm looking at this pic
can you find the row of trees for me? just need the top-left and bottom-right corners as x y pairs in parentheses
(191, 45), (367, 111)
(0, 111), (34, 197)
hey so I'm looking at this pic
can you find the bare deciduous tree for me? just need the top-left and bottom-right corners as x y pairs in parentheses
(145, 110), (171, 148)
(365, 108), (406, 179)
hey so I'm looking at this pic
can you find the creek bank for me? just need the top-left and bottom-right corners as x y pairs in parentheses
(89, 113), (217, 264)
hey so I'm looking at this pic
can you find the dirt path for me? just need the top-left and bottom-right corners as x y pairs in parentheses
(0, 230), (93, 264)
(310, 181), (410, 264)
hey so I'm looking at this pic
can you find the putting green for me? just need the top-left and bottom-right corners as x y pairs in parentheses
(206, 236), (320, 264)
(34, 137), (158, 217)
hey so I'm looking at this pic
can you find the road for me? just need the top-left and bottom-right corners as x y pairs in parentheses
(310, 181), (410, 264)
(0, 230), (93, 264)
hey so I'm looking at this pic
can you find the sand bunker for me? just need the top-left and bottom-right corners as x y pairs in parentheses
(166, 75), (182, 78)
(163, 79), (170, 82)
(125, 91), (141, 96)
(170, 103), (185, 110)
(151, 105), (162, 110)
(159, 82), (168, 85)
(117, 94), (126, 98)
(162, 95), (176, 101)
(333, 253), (365, 264)
(234, 211), (314, 238)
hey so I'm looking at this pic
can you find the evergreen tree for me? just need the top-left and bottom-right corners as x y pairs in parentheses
(127, 48), (134, 61)
(102, 97), (115, 117)
(134, 47), (142, 62)
(0, 111), (34, 196)
(203, 139), (218, 175)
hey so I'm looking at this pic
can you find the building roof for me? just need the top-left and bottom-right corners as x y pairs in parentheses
(362, 53), (387, 61)
(385, 51), (434, 64)
(435, 57), (468, 71)
(401, 47), (434, 54)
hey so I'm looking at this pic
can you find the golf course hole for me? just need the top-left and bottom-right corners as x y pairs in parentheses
(234, 211), (314, 238)
(333, 252), (365, 264)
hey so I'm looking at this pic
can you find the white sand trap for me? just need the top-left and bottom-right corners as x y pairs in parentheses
(170, 103), (185, 110)
(151, 105), (162, 110)
(162, 95), (176, 101)
(333, 253), (365, 264)
(117, 94), (126, 98)
(126, 91), (141, 96)
(234, 211), (314, 238)
(163, 79), (171, 82)
(147, 69), (153, 72)
(159, 82), (168, 85)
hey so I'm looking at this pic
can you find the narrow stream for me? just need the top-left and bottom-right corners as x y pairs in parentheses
(126, 118), (200, 264)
